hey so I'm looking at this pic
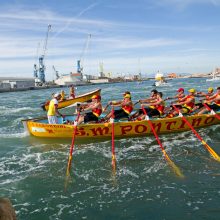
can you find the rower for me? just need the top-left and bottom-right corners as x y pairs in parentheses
(138, 92), (165, 120)
(198, 87), (220, 115)
(166, 88), (185, 101)
(130, 89), (158, 120)
(164, 88), (185, 114)
(104, 93), (133, 122)
(77, 95), (102, 124)
(47, 93), (64, 124)
(168, 88), (196, 117)
(194, 87), (214, 110)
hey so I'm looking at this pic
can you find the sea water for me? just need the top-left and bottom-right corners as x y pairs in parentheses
(1, 78), (220, 220)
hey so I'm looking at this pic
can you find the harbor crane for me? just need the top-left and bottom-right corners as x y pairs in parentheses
(52, 65), (60, 80)
(34, 24), (51, 86)
(76, 34), (91, 80)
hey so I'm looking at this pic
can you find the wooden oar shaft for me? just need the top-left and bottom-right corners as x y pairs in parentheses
(141, 106), (184, 177)
(66, 110), (81, 176)
(111, 107), (116, 170)
(172, 105), (220, 162)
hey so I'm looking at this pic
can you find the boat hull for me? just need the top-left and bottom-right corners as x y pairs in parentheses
(41, 89), (101, 111)
(22, 113), (220, 140)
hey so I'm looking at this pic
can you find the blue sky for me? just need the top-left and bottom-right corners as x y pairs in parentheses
(0, 0), (220, 80)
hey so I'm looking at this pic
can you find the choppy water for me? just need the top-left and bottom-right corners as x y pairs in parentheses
(1, 78), (220, 220)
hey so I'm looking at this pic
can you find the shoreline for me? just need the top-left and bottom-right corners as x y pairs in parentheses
(0, 76), (209, 93)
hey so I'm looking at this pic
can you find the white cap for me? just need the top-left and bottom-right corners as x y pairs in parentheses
(54, 93), (60, 98)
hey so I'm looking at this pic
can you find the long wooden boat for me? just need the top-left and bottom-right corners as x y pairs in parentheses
(40, 89), (101, 111)
(22, 113), (220, 140)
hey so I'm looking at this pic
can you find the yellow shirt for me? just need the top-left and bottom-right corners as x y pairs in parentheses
(47, 99), (58, 116)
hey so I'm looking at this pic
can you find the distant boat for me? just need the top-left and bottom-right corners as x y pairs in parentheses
(206, 70), (220, 81)
(153, 70), (168, 87)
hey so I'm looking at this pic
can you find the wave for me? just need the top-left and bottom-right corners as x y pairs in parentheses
(0, 106), (39, 116)
(0, 131), (29, 138)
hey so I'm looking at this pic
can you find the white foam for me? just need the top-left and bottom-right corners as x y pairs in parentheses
(0, 131), (29, 138)
(0, 106), (34, 115)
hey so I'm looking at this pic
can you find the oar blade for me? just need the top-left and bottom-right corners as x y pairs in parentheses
(66, 155), (72, 177)
(201, 140), (220, 162)
(162, 150), (184, 178)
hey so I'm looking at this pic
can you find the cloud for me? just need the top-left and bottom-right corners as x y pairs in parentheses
(0, 2), (219, 79)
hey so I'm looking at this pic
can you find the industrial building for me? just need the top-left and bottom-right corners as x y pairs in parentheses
(0, 77), (35, 89)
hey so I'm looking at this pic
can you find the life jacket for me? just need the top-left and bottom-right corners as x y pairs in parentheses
(183, 95), (195, 110)
(92, 107), (102, 117)
(122, 102), (133, 114)
(156, 100), (165, 115)
(47, 99), (57, 116)
(214, 94), (220, 106)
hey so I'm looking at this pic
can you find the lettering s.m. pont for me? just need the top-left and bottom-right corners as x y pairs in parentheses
(73, 116), (216, 137)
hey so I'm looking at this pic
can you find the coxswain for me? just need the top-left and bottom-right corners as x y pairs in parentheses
(69, 85), (75, 99)
(168, 88), (196, 117)
(77, 95), (102, 124)
(47, 93), (64, 124)
(198, 87), (220, 115)
(104, 93), (133, 121)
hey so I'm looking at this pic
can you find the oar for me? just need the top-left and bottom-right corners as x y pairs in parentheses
(203, 103), (220, 120)
(110, 107), (116, 173)
(102, 104), (110, 113)
(66, 108), (81, 177)
(141, 106), (184, 177)
(172, 105), (220, 162)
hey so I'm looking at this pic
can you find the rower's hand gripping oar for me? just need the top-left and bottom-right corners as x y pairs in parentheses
(172, 105), (220, 162)
(66, 107), (81, 177)
(141, 106), (184, 178)
(203, 103), (220, 121)
(110, 107), (116, 173)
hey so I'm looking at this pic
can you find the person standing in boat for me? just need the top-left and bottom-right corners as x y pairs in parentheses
(60, 90), (66, 101)
(77, 95), (102, 124)
(168, 88), (196, 117)
(198, 87), (220, 114)
(47, 93), (64, 124)
(104, 93), (133, 121)
(69, 85), (75, 99)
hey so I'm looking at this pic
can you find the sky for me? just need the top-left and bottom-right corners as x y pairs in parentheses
(0, 0), (220, 80)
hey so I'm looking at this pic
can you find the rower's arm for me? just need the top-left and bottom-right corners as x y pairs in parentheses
(109, 100), (122, 106)
(178, 97), (193, 105)
(55, 105), (63, 117)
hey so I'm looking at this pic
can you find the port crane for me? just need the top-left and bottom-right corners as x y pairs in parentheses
(76, 34), (91, 80)
(52, 65), (60, 80)
(33, 24), (51, 86)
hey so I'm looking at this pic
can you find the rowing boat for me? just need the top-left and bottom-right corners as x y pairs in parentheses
(22, 112), (220, 140)
(40, 89), (101, 111)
